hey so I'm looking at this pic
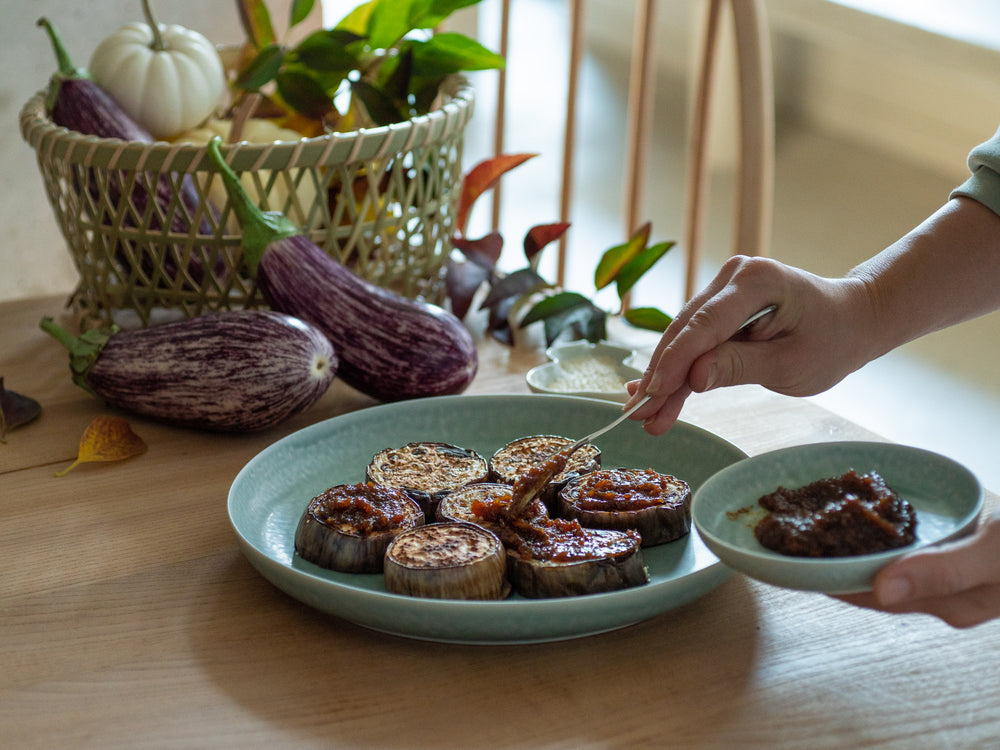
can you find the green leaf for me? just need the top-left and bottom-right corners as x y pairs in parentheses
(276, 69), (334, 119)
(410, 33), (505, 76)
(519, 290), (591, 327)
(412, 0), (484, 29)
(349, 79), (405, 125)
(289, 0), (316, 27)
(624, 306), (673, 332)
(614, 240), (675, 299)
(293, 29), (363, 71)
(368, 0), (418, 49)
(594, 222), (651, 290)
(336, 0), (376, 34)
(234, 43), (286, 90)
(523, 297), (607, 346)
(237, 0), (276, 49)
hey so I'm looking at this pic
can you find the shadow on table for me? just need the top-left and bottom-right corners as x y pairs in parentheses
(189, 554), (761, 748)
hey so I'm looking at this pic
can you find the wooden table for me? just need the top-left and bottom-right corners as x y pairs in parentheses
(3, 294), (998, 749)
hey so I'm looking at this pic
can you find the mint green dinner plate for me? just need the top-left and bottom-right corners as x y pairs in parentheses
(228, 394), (747, 644)
(692, 441), (984, 594)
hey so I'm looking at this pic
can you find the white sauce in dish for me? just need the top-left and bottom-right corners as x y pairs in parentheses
(545, 356), (627, 393)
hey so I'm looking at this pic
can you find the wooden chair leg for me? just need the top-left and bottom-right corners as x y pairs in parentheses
(731, 0), (774, 259)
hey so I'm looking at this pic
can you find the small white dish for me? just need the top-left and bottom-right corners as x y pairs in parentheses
(526, 341), (643, 403)
(691, 441), (983, 594)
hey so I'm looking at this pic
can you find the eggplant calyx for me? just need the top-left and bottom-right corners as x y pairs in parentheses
(37, 18), (90, 111)
(204, 136), (299, 277)
(39, 317), (116, 396)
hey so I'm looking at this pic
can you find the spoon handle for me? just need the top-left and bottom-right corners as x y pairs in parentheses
(566, 394), (651, 455)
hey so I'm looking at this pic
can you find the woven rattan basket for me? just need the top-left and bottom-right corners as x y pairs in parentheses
(19, 86), (474, 327)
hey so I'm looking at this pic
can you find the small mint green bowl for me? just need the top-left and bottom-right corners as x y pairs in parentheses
(691, 441), (983, 594)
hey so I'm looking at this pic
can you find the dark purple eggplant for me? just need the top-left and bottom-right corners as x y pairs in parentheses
(37, 17), (220, 283)
(205, 136), (478, 402)
(40, 311), (336, 431)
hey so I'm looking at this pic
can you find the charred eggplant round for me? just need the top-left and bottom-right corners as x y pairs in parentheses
(367, 442), (489, 520)
(384, 522), (509, 600)
(294, 483), (424, 573)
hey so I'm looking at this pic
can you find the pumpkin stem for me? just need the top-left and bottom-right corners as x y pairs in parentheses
(141, 0), (167, 51)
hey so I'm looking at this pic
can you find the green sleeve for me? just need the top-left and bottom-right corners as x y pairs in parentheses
(951, 127), (1000, 216)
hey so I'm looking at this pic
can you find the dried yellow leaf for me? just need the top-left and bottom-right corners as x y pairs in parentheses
(55, 415), (147, 477)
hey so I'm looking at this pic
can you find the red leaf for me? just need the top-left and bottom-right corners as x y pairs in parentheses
(523, 222), (570, 264)
(455, 153), (537, 236)
(452, 232), (504, 268)
(445, 257), (492, 321)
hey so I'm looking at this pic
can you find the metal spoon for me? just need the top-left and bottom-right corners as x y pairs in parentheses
(507, 304), (778, 516)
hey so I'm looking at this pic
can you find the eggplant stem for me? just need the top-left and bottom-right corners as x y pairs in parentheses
(39, 317), (112, 396)
(37, 18), (87, 79)
(204, 136), (299, 277)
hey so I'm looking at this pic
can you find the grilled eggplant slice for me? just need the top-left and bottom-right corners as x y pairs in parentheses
(367, 442), (489, 520)
(294, 483), (424, 573)
(490, 435), (600, 512)
(558, 469), (692, 546)
(502, 517), (647, 598)
(384, 522), (509, 600)
(436, 482), (549, 530)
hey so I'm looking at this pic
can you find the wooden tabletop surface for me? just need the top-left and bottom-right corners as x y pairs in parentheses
(2, 293), (998, 749)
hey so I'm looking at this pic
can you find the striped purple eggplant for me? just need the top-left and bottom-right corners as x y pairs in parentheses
(37, 18), (219, 283)
(40, 311), (337, 432)
(205, 137), (478, 402)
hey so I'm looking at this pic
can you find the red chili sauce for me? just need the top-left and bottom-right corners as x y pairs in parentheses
(510, 450), (569, 508)
(753, 470), (917, 557)
(469, 492), (513, 523)
(570, 468), (677, 511)
(308, 482), (415, 533)
(503, 516), (639, 562)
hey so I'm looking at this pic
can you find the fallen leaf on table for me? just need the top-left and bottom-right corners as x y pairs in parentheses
(55, 415), (147, 477)
(1, 377), (42, 442)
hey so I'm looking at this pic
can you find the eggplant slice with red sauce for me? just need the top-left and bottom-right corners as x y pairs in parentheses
(500, 516), (648, 598)
(294, 483), (424, 573)
(558, 468), (692, 546)
(490, 435), (600, 512)
(436, 482), (549, 530)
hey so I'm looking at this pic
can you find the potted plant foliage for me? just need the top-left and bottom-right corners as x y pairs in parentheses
(20, 0), (502, 326)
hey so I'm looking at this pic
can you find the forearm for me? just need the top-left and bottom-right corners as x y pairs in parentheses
(847, 196), (1000, 360)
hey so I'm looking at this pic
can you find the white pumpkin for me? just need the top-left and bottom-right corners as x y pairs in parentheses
(89, 4), (224, 140)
